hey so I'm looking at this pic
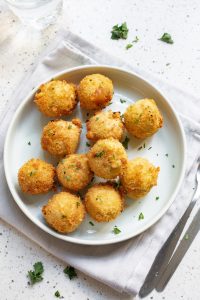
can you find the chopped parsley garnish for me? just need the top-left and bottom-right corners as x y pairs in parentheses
(148, 146), (152, 150)
(54, 290), (60, 298)
(29, 171), (36, 176)
(86, 142), (90, 147)
(95, 117), (99, 121)
(126, 43), (133, 50)
(28, 262), (44, 285)
(159, 33), (174, 44)
(138, 212), (144, 220)
(125, 36), (139, 49)
(120, 113), (124, 120)
(28, 141), (31, 145)
(64, 266), (77, 280)
(112, 226), (121, 235)
(143, 143), (146, 148)
(113, 180), (121, 190)
(120, 99), (126, 103)
(111, 22), (129, 40)
(137, 146), (142, 151)
(165, 153), (169, 157)
(89, 221), (94, 226)
(172, 164), (175, 168)
(166, 63), (170, 66)
(122, 136), (130, 149)
(107, 102), (113, 106)
(184, 233), (189, 240)
(76, 202), (80, 208)
(155, 196), (159, 201)
(94, 151), (105, 158)
(132, 36), (139, 43)
(68, 124), (72, 129)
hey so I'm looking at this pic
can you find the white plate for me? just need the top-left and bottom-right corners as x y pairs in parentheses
(4, 65), (186, 245)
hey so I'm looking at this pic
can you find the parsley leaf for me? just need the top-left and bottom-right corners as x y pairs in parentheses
(122, 136), (130, 149)
(111, 22), (129, 40)
(89, 221), (94, 226)
(138, 212), (144, 220)
(64, 266), (77, 280)
(184, 233), (189, 240)
(28, 262), (44, 285)
(120, 99), (126, 103)
(55, 290), (61, 298)
(86, 142), (91, 147)
(126, 43), (133, 50)
(94, 151), (105, 158)
(132, 36), (139, 43)
(159, 33), (174, 44)
(112, 226), (121, 234)
(28, 141), (31, 145)
(137, 146), (142, 151)
(155, 196), (159, 201)
(113, 180), (121, 190)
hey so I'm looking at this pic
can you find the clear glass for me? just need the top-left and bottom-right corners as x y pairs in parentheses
(4, 0), (63, 30)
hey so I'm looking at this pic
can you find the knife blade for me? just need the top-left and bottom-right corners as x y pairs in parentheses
(139, 161), (200, 298)
(156, 207), (200, 292)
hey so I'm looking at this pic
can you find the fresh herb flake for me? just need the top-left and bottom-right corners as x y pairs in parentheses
(89, 221), (94, 226)
(132, 36), (139, 43)
(137, 146), (143, 151)
(55, 290), (60, 298)
(111, 22), (129, 40)
(113, 180), (121, 190)
(65, 176), (70, 181)
(112, 226), (121, 235)
(184, 233), (189, 240)
(28, 141), (31, 145)
(64, 266), (77, 280)
(148, 146), (152, 150)
(126, 43), (133, 50)
(159, 33), (174, 44)
(107, 102), (113, 106)
(120, 99), (126, 103)
(165, 153), (169, 157)
(94, 151), (105, 158)
(86, 142), (90, 147)
(172, 164), (175, 168)
(28, 262), (44, 285)
(95, 117), (99, 121)
(68, 125), (72, 129)
(156, 196), (159, 201)
(122, 136), (130, 149)
(138, 212), (144, 220)
(76, 202), (80, 208)
(143, 143), (146, 148)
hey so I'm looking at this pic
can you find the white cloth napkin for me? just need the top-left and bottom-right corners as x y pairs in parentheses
(0, 30), (200, 296)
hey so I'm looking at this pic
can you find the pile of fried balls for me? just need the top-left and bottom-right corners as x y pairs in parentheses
(18, 74), (163, 234)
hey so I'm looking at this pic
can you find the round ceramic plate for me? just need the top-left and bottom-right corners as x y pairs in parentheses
(4, 65), (186, 245)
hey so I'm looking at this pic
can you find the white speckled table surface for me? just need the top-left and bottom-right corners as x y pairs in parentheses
(0, 0), (200, 299)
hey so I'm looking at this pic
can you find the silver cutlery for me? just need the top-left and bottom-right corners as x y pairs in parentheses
(139, 161), (200, 298)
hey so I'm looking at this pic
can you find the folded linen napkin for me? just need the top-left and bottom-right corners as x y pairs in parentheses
(0, 30), (200, 296)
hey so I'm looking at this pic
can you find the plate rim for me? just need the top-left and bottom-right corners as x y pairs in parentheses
(4, 64), (187, 245)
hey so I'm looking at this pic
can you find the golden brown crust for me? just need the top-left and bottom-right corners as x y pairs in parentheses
(86, 110), (124, 141)
(124, 98), (163, 139)
(120, 157), (160, 199)
(87, 138), (127, 179)
(84, 183), (124, 222)
(42, 192), (85, 233)
(34, 80), (78, 117)
(41, 119), (82, 157)
(78, 74), (113, 110)
(56, 154), (94, 191)
(18, 158), (55, 194)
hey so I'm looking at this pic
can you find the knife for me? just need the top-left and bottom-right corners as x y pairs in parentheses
(139, 161), (200, 298)
(156, 207), (200, 292)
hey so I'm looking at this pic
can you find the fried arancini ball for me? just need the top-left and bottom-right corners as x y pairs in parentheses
(124, 99), (163, 139)
(18, 158), (55, 194)
(56, 154), (94, 191)
(120, 157), (160, 199)
(42, 192), (85, 233)
(41, 119), (82, 157)
(84, 183), (124, 222)
(78, 74), (114, 110)
(34, 80), (77, 117)
(87, 138), (127, 179)
(86, 110), (124, 141)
